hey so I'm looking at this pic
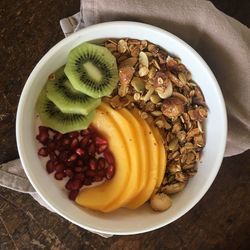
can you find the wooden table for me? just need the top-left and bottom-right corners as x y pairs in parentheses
(0, 1), (249, 249)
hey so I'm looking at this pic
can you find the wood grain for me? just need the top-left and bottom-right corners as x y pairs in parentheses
(0, 0), (249, 249)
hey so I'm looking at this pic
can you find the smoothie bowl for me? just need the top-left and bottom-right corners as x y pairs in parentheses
(16, 21), (227, 235)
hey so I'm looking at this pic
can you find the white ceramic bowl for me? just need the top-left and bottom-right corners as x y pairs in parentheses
(16, 21), (227, 235)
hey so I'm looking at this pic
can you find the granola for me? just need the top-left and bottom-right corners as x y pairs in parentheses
(103, 38), (208, 198)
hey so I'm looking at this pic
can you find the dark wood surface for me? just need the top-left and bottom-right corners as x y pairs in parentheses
(0, 0), (249, 249)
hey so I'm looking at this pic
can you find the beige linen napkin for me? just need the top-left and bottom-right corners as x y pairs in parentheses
(1, 0), (249, 237)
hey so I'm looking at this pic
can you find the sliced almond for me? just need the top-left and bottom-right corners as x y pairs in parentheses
(119, 57), (137, 67)
(139, 51), (149, 68)
(143, 87), (154, 102)
(156, 82), (173, 99)
(150, 94), (161, 104)
(172, 91), (188, 103)
(139, 66), (149, 77)
(117, 39), (128, 53)
(151, 59), (160, 70)
(162, 182), (186, 194)
(131, 77), (145, 92)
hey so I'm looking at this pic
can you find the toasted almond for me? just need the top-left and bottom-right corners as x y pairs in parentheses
(140, 111), (149, 119)
(105, 42), (117, 52)
(140, 40), (148, 50)
(117, 39), (128, 53)
(151, 111), (163, 116)
(150, 193), (172, 211)
(172, 91), (188, 103)
(139, 51), (149, 68)
(168, 163), (181, 173)
(131, 77), (145, 92)
(151, 59), (161, 70)
(150, 94), (161, 104)
(139, 66), (149, 77)
(178, 72), (187, 84)
(148, 44), (159, 54)
(175, 172), (188, 182)
(156, 82), (173, 99)
(119, 57), (137, 67)
(162, 182), (186, 194)
(143, 87), (154, 102)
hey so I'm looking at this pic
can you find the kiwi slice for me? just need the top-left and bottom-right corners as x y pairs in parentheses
(46, 66), (101, 115)
(64, 43), (118, 98)
(36, 88), (95, 134)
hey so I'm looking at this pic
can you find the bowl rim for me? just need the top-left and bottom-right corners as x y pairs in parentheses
(16, 21), (227, 235)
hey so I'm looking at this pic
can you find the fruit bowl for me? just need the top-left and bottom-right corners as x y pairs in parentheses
(16, 21), (227, 235)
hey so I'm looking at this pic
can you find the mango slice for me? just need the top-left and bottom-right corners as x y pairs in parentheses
(150, 124), (167, 189)
(103, 108), (146, 212)
(125, 109), (159, 209)
(121, 109), (148, 194)
(76, 103), (167, 212)
(75, 107), (130, 211)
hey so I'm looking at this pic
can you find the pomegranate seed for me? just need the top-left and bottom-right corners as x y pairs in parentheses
(71, 138), (79, 149)
(36, 133), (49, 145)
(57, 144), (68, 152)
(36, 126), (117, 201)
(75, 148), (85, 156)
(68, 153), (78, 162)
(54, 132), (63, 141)
(93, 176), (103, 182)
(49, 152), (57, 161)
(72, 179), (83, 190)
(48, 141), (56, 151)
(97, 169), (105, 178)
(88, 144), (96, 155)
(55, 163), (65, 172)
(63, 138), (70, 145)
(89, 158), (97, 170)
(66, 179), (82, 190)
(68, 131), (80, 138)
(65, 179), (72, 190)
(80, 136), (90, 147)
(106, 165), (115, 180)
(97, 144), (108, 153)
(103, 150), (115, 165)
(66, 161), (74, 168)
(74, 167), (84, 173)
(38, 147), (48, 157)
(54, 172), (64, 180)
(68, 190), (79, 200)
(81, 129), (91, 136)
(46, 160), (55, 173)
(77, 159), (84, 166)
(74, 173), (85, 181)
(85, 170), (96, 177)
(64, 168), (73, 177)
(95, 136), (108, 145)
(97, 158), (106, 169)
(58, 150), (70, 162)
(83, 178), (92, 186)
(39, 126), (49, 133)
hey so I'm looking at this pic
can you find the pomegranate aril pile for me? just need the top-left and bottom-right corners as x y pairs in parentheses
(36, 126), (116, 200)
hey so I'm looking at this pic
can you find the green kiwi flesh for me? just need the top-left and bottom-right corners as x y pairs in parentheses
(64, 42), (118, 98)
(36, 88), (95, 134)
(46, 66), (101, 115)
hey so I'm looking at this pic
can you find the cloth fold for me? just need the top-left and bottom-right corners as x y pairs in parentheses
(1, 0), (250, 237)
